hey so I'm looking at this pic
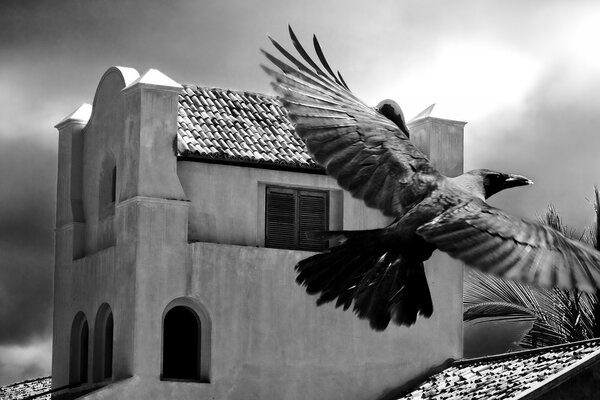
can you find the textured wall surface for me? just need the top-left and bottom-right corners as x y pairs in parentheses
(52, 66), (465, 400)
(177, 161), (390, 246)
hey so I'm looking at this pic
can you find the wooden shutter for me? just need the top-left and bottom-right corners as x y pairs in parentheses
(298, 190), (329, 251)
(265, 187), (297, 249)
(265, 186), (329, 251)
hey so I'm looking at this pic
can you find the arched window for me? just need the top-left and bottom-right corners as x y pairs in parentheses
(161, 298), (211, 382)
(97, 153), (116, 249)
(93, 303), (114, 382)
(99, 153), (117, 219)
(69, 312), (89, 385)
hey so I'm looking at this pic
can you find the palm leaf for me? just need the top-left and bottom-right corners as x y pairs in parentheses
(464, 302), (536, 357)
(464, 195), (600, 352)
(464, 268), (562, 348)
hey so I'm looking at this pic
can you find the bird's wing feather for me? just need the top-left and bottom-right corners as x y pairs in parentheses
(417, 199), (600, 292)
(262, 26), (440, 218)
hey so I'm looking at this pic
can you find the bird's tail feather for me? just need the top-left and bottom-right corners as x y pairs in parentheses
(295, 229), (433, 330)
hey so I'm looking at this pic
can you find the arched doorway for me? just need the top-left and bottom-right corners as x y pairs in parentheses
(162, 306), (200, 380)
(161, 298), (211, 382)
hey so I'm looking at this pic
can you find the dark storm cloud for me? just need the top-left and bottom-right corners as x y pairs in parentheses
(0, 137), (55, 345)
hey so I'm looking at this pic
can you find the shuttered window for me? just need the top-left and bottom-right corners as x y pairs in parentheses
(265, 186), (329, 251)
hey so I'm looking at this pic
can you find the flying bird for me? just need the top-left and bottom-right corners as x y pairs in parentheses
(261, 27), (600, 331)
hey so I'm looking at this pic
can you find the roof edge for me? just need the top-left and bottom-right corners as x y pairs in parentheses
(511, 345), (600, 400)
(456, 338), (600, 366)
(177, 155), (326, 175)
(376, 358), (456, 400)
(0, 376), (51, 389)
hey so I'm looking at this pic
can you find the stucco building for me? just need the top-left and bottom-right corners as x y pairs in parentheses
(51, 66), (465, 399)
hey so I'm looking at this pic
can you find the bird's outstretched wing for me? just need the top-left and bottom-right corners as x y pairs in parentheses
(262, 26), (440, 218)
(417, 199), (600, 292)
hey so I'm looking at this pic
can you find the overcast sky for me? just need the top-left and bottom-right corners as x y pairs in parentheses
(1, 0), (600, 385)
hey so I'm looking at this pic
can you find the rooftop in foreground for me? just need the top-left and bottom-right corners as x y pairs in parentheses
(0, 376), (51, 400)
(391, 338), (600, 400)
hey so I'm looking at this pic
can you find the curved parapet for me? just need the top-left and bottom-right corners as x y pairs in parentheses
(54, 67), (139, 131)
(87, 66), (140, 131)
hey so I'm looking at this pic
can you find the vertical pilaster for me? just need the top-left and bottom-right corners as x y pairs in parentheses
(52, 104), (91, 388)
(118, 70), (190, 377)
(120, 69), (186, 202)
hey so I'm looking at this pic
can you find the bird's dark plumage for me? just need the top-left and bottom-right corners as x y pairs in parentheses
(262, 26), (600, 330)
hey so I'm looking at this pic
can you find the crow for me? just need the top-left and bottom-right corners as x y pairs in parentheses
(261, 27), (600, 331)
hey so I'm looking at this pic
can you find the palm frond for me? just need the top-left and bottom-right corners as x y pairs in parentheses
(465, 195), (600, 352)
(464, 301), (535, 322)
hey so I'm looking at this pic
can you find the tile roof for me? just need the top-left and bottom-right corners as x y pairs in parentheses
(394, 339), (600, 400)
(0, 377), (51, 400)
(177, 85), (320, 170)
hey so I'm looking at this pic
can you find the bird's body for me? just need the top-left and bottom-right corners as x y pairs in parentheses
(262, 27), (600, 330)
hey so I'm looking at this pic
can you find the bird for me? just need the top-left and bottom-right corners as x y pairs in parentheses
(261, 26), (600, 331)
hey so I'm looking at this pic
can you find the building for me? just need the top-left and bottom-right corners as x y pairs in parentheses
(51, 66), (465, 399)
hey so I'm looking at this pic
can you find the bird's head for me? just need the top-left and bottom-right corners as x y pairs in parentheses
(376, 99), (409, 136)
(467, 169), (534, 199)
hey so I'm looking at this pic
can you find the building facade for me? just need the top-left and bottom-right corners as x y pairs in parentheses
(52, 66), (465, 399)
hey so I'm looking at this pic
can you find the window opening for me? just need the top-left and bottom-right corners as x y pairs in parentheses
(162, 306), (201, 381)
(265, 186), (329, 251)
(69, 313), (89, 385)
(93, 304), (113, 382)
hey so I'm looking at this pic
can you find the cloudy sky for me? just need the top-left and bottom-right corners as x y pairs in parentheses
(1, 0), (600, 385)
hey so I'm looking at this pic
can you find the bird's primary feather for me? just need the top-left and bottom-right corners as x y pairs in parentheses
(417, 199), (600, 292)
(262, 27), (600, 330)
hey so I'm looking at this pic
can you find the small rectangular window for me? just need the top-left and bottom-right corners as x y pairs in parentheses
(265, 186), (329, 251)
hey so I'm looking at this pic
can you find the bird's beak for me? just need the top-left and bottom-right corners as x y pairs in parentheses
(505, 174), (534, 188)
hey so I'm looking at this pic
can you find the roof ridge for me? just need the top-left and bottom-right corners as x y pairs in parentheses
(181, 83), (278, 100)
(455, 337), (600, 366)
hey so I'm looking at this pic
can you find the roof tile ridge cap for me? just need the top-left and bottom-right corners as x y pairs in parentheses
(510, 345), (600, 400)
(455, 337), (600, 366)
(179, 83), (277, 100)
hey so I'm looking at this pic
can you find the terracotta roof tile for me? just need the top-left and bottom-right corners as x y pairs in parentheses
(0, 377), (51, 400)
(177, 85), (320, 169)
(396, 339), (600, 400)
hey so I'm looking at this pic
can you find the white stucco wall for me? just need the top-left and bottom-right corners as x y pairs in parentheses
(53, 65), (464, 400)
(76, 242), (462, 400)
(177, 161), (391, 246)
